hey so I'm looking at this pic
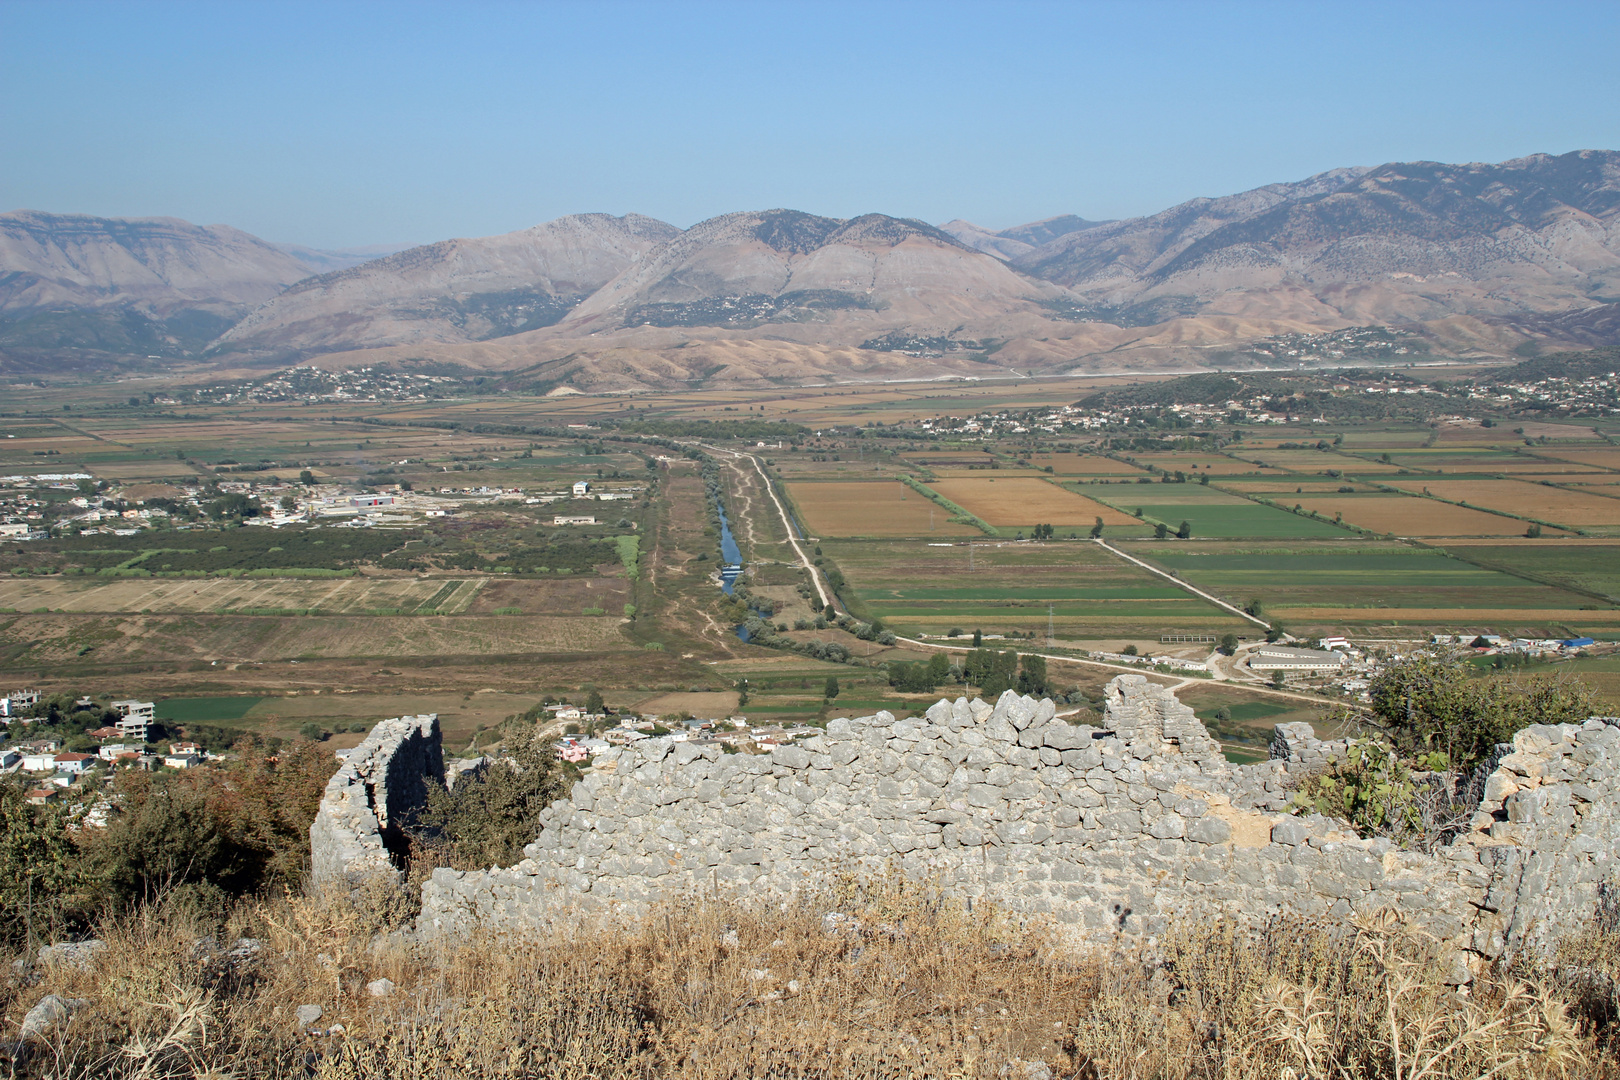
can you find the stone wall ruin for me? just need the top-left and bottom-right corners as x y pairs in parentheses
(309, 713), (443, 886)
(313, 680), (1620, 971)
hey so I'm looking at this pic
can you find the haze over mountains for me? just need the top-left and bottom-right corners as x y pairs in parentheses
(4, 149), (1618, 387)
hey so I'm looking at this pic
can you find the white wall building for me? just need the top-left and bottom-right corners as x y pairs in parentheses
(1249, 646), (1348, 672)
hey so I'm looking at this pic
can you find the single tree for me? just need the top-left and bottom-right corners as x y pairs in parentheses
(972, 628), (982, 647)
(1218, 633), (1239, 656)
(1177, 520), (1192, 539)
(823, 676), (840, 700)
(1155, 522), (1170, 539)
(1090, 516), (1104, 538)
(584, 689), (604, 715)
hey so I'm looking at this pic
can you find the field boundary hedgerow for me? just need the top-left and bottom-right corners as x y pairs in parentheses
(900, 475), (997, 535)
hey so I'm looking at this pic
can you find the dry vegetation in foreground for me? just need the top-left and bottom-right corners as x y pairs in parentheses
(2, 871), (1617, 1079)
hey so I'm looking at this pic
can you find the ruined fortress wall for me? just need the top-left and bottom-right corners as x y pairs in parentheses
(309, 713), (443, 886)
(315, 681), (1619, 968)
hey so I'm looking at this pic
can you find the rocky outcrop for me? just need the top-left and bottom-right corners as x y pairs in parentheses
(309, 714), (442, 886)
(316, 680), (1620, 972)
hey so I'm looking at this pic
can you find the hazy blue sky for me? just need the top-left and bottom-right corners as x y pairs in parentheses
(3, 0), (1617, 248)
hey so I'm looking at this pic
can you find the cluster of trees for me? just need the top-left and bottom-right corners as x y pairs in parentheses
(888, 649), (1049, 697)
(410, 734), (575, 870)
(0, 737), (334, 945)
(1368, 655), (1600, 770)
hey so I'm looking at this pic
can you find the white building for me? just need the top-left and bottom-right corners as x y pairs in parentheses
(110, 700), (155, 742)
(1, 689), (40, 717)
(21, 753), (56, 772)
(572, 480), (591, 496)
(1249, 646), (1348, 672)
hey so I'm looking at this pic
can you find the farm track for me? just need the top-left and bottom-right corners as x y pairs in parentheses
(1092, 539), (1271, 629)
(704, 446), (833, 611)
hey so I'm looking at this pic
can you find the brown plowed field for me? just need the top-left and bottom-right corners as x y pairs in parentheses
(1289, 494), (1545, 537)
(926, 478), (1139, 526)
(1540, 449), (1620, 470)
(787, 481), (980, 538)
(1382, 479), (1620, 527)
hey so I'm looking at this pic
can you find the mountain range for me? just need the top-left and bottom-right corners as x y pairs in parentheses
(4, 149), (1618, 388)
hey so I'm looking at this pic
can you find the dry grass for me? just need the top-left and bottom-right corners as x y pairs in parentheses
(2, 873), (1615, 1079)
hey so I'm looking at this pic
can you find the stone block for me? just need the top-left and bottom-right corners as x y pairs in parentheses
(1271, 820), (1307, 846)
(1188, 816), (1231, 844)
(772, 745), (811, 771)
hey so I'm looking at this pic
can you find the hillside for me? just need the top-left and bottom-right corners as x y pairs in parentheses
(1014, 151), (1620, 329)
(217, 213), (679, 358)
(0, 210), (313, 358)
(939, 215), (1106, 260)
(7, 150), (1620, 384)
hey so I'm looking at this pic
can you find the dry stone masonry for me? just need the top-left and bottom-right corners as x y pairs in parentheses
(315, 679), (1620, 971)
(310, 713), (443, 886)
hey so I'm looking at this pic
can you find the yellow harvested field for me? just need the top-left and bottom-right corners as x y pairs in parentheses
(633, 691), (742, 716)
(926, 477), (1139, 526)
(1382, 479), (1620, 527)
(1025, 454), (1146, 475)
(929, 467), (1047, 478)
(787, 481), (980, 537)
(1290, 495), (1543, 537)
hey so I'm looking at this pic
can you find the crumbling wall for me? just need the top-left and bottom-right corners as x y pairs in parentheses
(313, 681), (1618, 970)
(309, 714), (443, 886)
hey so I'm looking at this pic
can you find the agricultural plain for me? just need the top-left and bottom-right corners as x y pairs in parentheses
(4, 368), (1620, 725)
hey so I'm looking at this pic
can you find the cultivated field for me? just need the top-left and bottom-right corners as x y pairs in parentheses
(1382, 478), (1620, 528)
(1024, 453), (1146, 475)
(1289, 494), (1537, 537)
(925, 477), (1138, 527)
(0, 575), (489, 614)
(1539, 449), (1620, 470)
(827, 538), (1246, 639)
(1132, 541), (1616, 636)
(1129, 501), (1352, 538)
(786, 481), (980, 538)
(1134, 452), (1271, 475)
(1242, 449), (1404, 473)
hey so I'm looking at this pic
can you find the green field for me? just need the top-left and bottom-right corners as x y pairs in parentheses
(1438, 544), (1620, 602)
(1128, 541), (1620, 634)
(1131, 503), (1353, 539)
(825, 537), (1246, 638)
(154, 695), (264, 723)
